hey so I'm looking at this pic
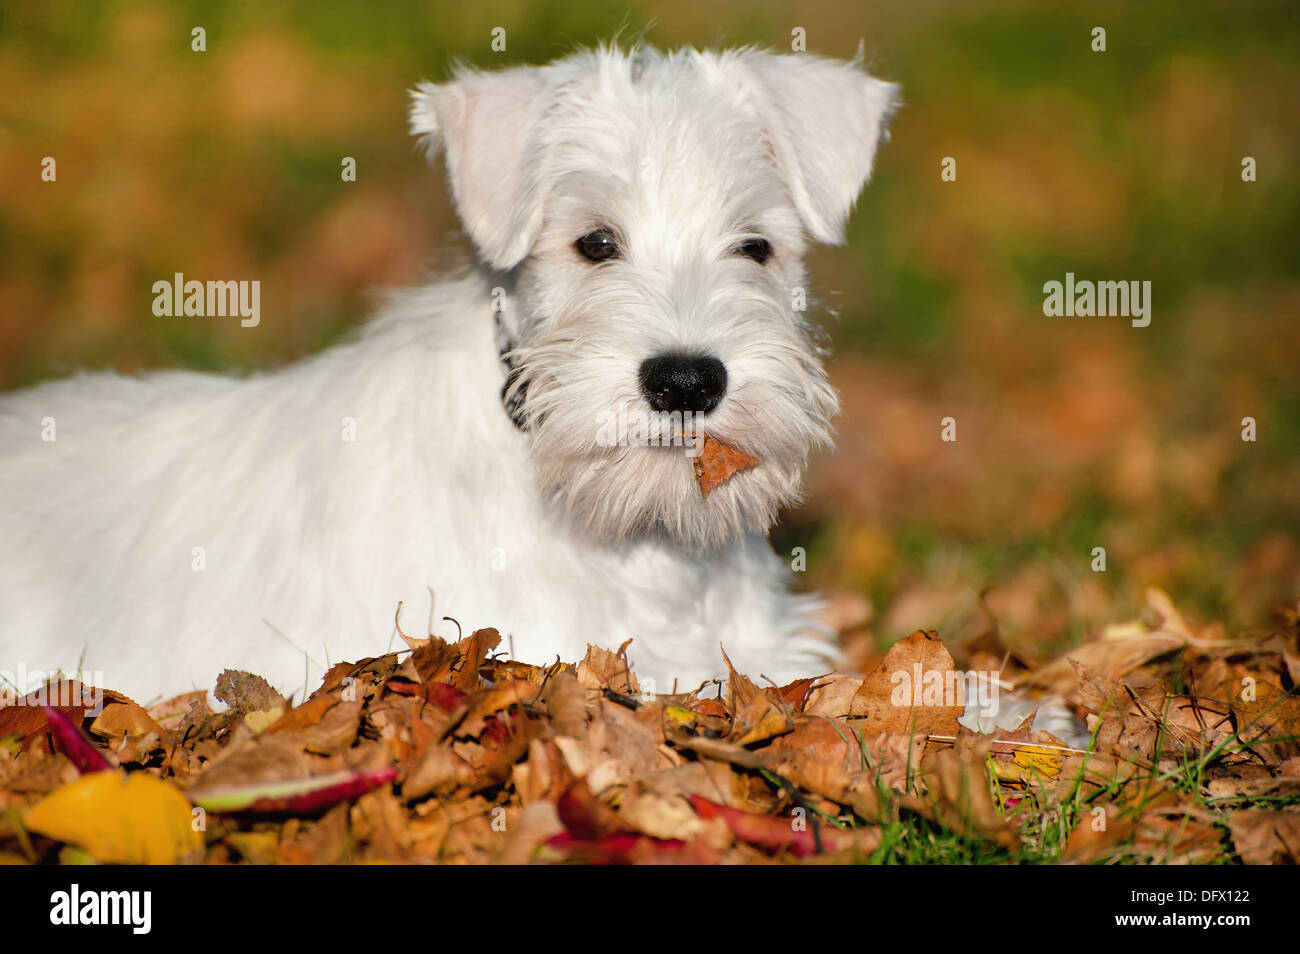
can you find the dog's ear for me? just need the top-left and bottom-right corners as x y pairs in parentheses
(410, 67), (552, 270)
(737, 51), (900, 245)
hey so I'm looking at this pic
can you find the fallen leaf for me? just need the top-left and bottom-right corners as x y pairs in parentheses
(723, 651), (793, 746)
(192, 765), (397, 814)
(89, 701), (165, 764)
(689, 794), (820, 857)
(804, 674), (865, 719)
(44, 705), (114, 774)
(576, 644), (639, 696)
(1227, 811), (1300, 864)
(24, 772), (202, 864)
(851, 630), (964, 737)
(214, 669), (286, 714)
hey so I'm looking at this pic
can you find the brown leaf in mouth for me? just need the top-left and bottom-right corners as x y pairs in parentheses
(691, 433), (757, 498)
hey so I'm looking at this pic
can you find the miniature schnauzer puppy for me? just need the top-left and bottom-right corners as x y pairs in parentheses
(0, 45), (898, 702)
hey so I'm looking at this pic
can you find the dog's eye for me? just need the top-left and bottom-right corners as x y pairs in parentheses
(575, 229), (620, 263)
(734, 237), (772, 265)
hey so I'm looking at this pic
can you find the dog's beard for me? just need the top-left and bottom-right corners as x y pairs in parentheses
(509, 297), (838, 551)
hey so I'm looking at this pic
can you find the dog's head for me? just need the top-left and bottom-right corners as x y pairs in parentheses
(411, 45), (898, 549)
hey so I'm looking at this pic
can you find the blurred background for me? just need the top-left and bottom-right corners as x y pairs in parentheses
(2, 0), (1297, 668)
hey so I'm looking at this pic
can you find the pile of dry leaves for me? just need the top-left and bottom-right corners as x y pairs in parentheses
(2, 588), (1298, 864)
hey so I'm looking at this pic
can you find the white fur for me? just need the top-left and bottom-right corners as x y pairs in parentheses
(0, 45), (897, 703)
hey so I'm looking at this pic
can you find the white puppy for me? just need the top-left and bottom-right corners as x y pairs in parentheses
(0, 45), (898, 703)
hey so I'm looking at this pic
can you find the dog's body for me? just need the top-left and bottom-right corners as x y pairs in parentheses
(0, 46), (898, 703)
(0, 274), (824, 699)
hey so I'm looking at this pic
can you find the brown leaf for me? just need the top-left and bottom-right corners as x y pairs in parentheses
(186, 731), (313, 803)
(692, 434), (757, 498)
(541, 668), (589, 738)
(267, 698), (363, 756)
(769, 716), (859, 770)
(1060, 805), (1138, 864)
(1227, 811), (1300, 864)
(850, 630), (964, 737)
(350, 786), (415, 861)
(770, 677), (818, 710)
(619, 789), (724, 843)
(278, 803), (350, 864)
(1062, 799), (1223, 865)
(214, 669), (286, 713)
(402, 744), (476, 802)
(576, 644), (639, 696)
(146, 691), (209, 734)
(723, 651), (793, 746)
(456, 680), (540, 739)
(906, 744), (1019, 848)
(1231, 681), (1300, 766)
(511, 738), (572, 805)
(804, 674), (864, 719)
(449, 628), (502, 691)
(405, 637), (461, 685)
(310, 654), (402, 702)
(0, 681), (121, 749)
(1024, 632), (1186, 700)
(88, 701), (165, 764)
(497, 801), (566, 864)
(1077, 663), (1236, 761)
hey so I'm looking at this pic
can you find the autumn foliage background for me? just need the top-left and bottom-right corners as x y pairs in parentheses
(0, 1), (1298, 864)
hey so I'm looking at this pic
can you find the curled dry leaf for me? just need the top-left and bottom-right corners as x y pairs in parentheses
(576, 643), (639, 696)
(691, 434), (757, 498)
(723, 650), (794, 746)
(89, 700), (166, 765)
(214, 669), (286, 715)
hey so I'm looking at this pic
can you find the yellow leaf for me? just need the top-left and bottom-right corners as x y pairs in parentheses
(988, 744), (1065, 783)
(24, 772), (203, 864)
(664, 704), (696, 725)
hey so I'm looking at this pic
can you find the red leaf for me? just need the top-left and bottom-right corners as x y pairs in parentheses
(42, 704), (114, 774)
(426, 683), (468, 712)
(770, 677), (818, 710)
(195, 765), (397, 815)
(556, 779), (635, 840)
(688, 794), (820, 857)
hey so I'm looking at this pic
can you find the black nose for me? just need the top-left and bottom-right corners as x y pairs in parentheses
(639, 354), (728, 415)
